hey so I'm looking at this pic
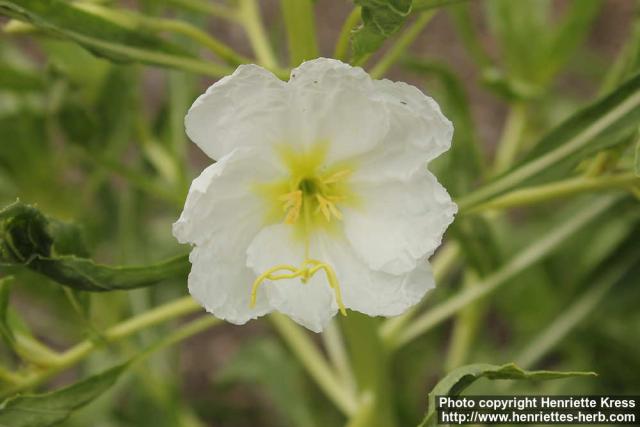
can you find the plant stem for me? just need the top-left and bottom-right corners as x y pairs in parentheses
(3, 296), (201, 397)
(239, 0), (279, 71)
(493, 103), (527, 173)
(166, 0), (240, 21)
(444, 270), (481, 371)
(13, 334), (64, 367)
(147, 18), (251, 66)
(334, 7), (361, 61)
(370, 11), (436, 79)
(387, 195), (617, 350)
(77, 2), (249, 66)
(341, 314), (397, 427)
(0, 366), (21, 385)
(465, 172), (639, 213)
(280, 0), (319, 66)
(322, 319), (357, 394)
(136, 316), (220, 362)
(270, 313), (358, 416)
(457, 90), (640, 210)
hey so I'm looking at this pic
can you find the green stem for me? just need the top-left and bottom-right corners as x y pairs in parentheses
(322, 319), (357, 394)
(147, 18), (251, 66)
(387, 195), (617, 350)
(76, 3), (248, 66)
(379, 242), (460, 344)
(334, 7), (361, 61)
(136, 316), (220, 362)
(4, 296), (201, 397)
(13, 334), (63, 367)
(280, 0), (319, 66)
(59, 12), (234, 77)
(370, 11), (436, 79)
(166, 0), (240, 21)
(270, 313), (358, 417)
(457, 90), (640, 210)
(466, 172), (639, 213)
(493, 103), (527, 173)
(0, 366), (21, 385)
(341, 313), (397, 427)
(239, 0), (279, 71)
(444, 270), (481, 371)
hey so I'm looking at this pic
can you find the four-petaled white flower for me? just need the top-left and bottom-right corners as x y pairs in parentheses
(173, 58), (457, 332)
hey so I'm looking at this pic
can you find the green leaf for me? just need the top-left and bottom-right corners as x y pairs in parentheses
(352, 0), (413, 57)
(0, 362), (128, 427)
(0, 0), (228, 77)
(0, 276), (14, 349)
(280, 0), (319, 66)
(459, 72), (640, 210)
(635, 132), (640, 176)
(418, 363), (596, 427)
(0, 201), (189, 291)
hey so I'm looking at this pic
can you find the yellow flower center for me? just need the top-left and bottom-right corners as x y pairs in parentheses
(255, 141), (356, 239)
(251, 142), (355, 315)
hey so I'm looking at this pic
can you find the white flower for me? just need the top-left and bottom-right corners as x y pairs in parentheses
(173, 58), (457, 332)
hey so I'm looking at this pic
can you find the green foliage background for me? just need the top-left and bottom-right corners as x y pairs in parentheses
(0, 0), (639, 426)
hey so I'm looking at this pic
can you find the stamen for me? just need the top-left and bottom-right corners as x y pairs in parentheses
(278, 190), (302, 224)
(322, 169), (352, 184)
(316, 194), (332, 221)
(250, 259), (347, 316)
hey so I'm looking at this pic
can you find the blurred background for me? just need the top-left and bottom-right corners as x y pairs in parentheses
(1, 1), (639, 426)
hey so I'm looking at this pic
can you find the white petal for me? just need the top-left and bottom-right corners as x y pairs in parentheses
(246, 224), (337, 332)
(343, 170), (457, 275)
(316, 234), (436, 316)
(351, 79), (453, 183)
(187, 243), (271, 325)
(172, 147), (281, 247)
(287, 58), (390, 163)
(185, 65), (288, 160)
(172, 147), (282, 324)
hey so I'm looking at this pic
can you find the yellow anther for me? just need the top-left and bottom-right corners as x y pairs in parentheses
(327, 201), (343, 220)
(315, 194), (343, 222)
(279, 190), (302, 224)
(322, 169), (352, 184)
(316, 194), (332, 221)
(250, 259), (347, 316)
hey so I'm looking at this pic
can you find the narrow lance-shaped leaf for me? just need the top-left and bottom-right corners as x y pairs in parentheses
(418, 363), (596, 427)
(0, 0), (229, 77)
(0, 201), (189, 291)
(280, 0), (319, 66)
(459, 72), (640, 210)
(635, 131), (640, 176)
(0, 276), (14, 349)
(0, 362), (128, 427)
